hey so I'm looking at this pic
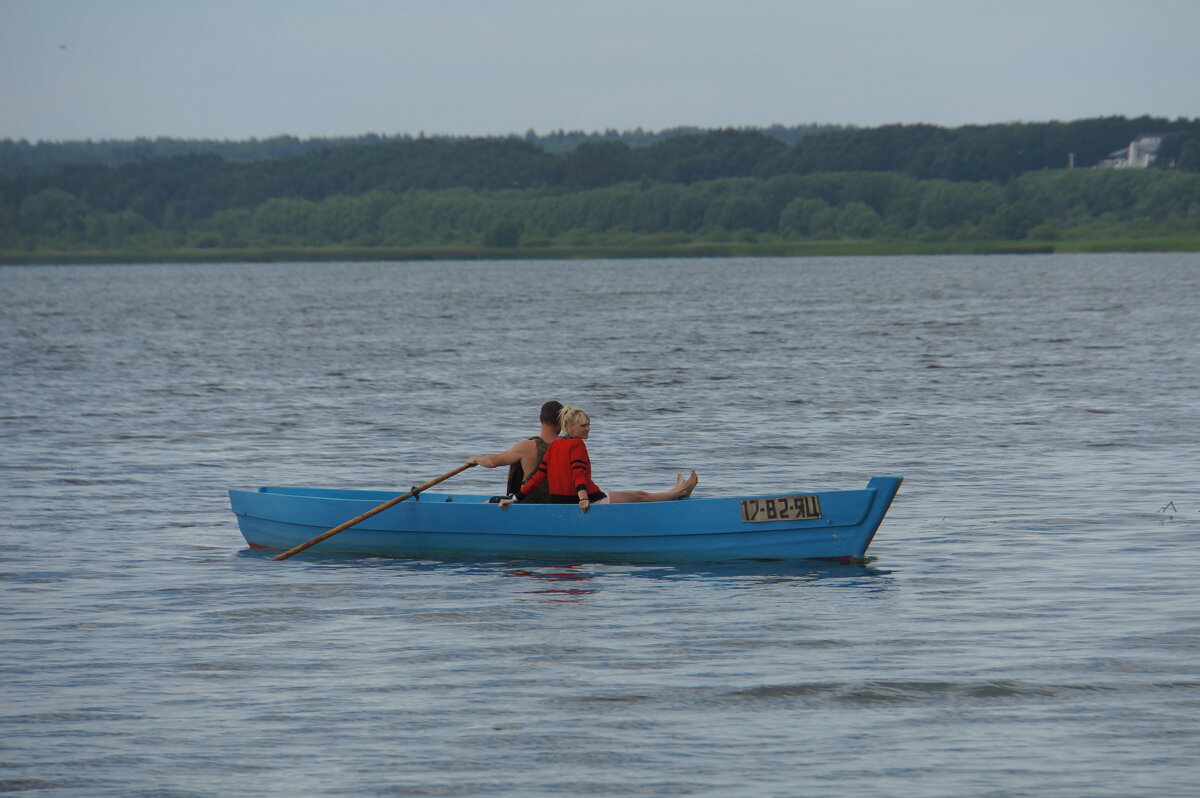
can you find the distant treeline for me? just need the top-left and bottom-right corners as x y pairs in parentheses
(3, 116), (1200, 253)
(0, 124), (844, 175)
(8, 169), (1200, 253)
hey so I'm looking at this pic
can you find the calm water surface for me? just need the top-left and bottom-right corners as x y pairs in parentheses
(2, 254), (1198, 796)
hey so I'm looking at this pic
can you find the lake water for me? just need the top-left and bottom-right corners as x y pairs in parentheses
(2, 253), (1198, 797)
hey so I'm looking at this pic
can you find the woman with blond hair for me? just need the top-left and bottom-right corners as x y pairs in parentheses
(499, 405), (697, 512)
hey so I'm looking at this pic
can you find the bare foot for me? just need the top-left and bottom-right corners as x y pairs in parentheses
(679, 469), (698, 498)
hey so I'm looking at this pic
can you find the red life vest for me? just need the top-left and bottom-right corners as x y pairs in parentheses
(517, 437), (605, 503)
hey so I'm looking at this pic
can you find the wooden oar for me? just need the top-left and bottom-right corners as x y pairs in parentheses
(270, 462), (476, 561)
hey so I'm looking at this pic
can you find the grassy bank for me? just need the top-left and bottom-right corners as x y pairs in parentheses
(3, 237), (1199, 265)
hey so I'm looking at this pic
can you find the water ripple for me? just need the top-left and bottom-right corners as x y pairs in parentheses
(2, 254), (1199, 797)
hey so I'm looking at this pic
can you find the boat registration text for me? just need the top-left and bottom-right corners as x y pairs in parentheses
(740, 494), (822, 523)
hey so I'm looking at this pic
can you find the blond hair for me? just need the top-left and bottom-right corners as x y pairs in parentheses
(558, 405), (590, 431)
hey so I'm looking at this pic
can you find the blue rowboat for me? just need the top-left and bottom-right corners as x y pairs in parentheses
(229, 476), (902, 563)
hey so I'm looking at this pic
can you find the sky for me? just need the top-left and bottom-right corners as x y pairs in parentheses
(3, 0), (1198, 142)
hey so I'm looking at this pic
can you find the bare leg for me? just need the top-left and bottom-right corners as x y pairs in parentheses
(609, 470), (698, 503)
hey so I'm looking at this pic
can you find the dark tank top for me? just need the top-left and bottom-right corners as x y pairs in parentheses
(506, 436), (551, 502)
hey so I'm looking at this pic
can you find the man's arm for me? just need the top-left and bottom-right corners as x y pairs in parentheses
(466, 438), (533, 468)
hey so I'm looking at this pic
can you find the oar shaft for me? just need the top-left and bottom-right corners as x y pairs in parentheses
(270, 463), (475, 561)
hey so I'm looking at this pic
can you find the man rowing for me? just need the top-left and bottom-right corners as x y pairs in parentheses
(466, 400), (564, 503)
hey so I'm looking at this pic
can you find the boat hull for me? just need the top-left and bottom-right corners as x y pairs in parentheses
(229, 477), (902, 563)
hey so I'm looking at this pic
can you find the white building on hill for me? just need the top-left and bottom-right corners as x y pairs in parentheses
(1099, 134), (1164, 168)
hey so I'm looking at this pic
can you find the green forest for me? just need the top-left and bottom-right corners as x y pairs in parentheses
(4, 115), (1200, 261)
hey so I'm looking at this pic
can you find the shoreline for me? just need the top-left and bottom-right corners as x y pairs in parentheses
(3, 237), (1199, 265)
